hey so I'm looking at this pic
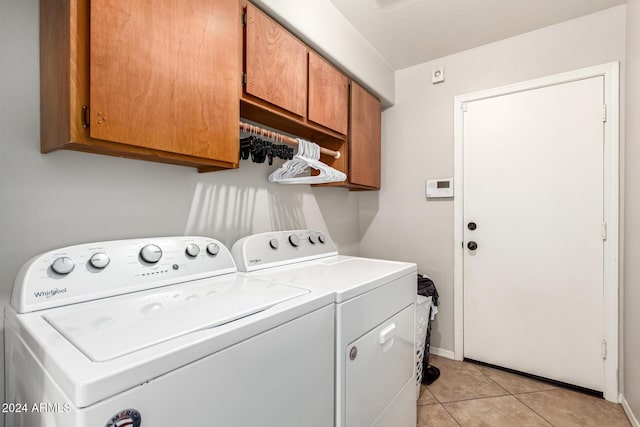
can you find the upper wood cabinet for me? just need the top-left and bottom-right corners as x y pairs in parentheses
(308, 52), (349, 135)
(40, 0), (240, 171)
(245, 3), (307, 117)
(239, 2), (381, 190)
(349, 82), (382, 189)
(240, 2), (348, 146)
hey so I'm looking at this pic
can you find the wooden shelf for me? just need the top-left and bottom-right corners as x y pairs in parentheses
(241, 96), (348, 177)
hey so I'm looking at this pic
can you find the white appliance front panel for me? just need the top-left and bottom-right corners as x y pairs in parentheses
(44, 275), (308, 361)
(371, 380), (417, 427)
(12, 236), (237, 313)
(7, 305), (335, 427)
(345, 305), (414, 427)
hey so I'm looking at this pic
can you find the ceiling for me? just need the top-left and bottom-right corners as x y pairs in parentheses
(328, 0), (626, 70)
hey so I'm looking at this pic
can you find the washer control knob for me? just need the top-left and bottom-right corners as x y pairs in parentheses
(89, 252), (110, 269)
(51, 256), (75, 275)
(318, 233), (327, 244)
(288, 234), (300, 247)
(206, 243), (220, 256)
(185, 244), (200, 258)
(308, 234), (317, 244)
(140, 244), (162, 264)
(269, 239), (279, 250)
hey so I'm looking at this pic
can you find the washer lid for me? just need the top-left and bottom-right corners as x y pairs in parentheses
(43, 276), (308, 362)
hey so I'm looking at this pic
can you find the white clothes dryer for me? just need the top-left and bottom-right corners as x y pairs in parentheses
(5, 236), (335, 427)
(232, 230), (418, 427)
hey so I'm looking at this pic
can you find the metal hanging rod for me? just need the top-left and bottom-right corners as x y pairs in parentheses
(239, 121), (341, 159)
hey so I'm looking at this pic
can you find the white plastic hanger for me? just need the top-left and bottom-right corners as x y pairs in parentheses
(269, 138), (346, 184)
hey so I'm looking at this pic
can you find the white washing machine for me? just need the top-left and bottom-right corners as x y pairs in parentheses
(5, 236), (335, 427)
(232, 230), (417, 427)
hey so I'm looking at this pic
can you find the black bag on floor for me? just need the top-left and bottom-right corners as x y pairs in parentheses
(417, 274), (440, 385)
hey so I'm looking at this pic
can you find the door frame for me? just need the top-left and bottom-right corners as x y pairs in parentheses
(453, 62), (620, 402)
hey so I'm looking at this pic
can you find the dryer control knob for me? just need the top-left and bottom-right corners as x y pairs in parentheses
(140, 244), (162, 264)
(318, 233), (327, 244)
(89, 252), (110, 269)
(51, 256), (75, 275)
(206, 243), (220, 256)
(308, 234), (317, 244)
(288, 234), (300, 247)
(185, 244), (200, 258)
(269, 239), (279, 250)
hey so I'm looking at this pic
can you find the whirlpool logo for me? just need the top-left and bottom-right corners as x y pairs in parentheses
(33, 288), (67, 299)
(249, 258), (262, 265)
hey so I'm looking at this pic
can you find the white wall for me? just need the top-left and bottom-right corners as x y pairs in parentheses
(251, 0), (395, 106)
(0, 0), (359, 415)
(359, 5), (626, 354)
(625, 0), (640, 420)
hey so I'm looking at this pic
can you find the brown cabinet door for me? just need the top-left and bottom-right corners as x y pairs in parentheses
(308, 52), (348, 135)
(245, 3), (307, 117)
(350, 82), (381, 189)
(89, 0), (239, 162)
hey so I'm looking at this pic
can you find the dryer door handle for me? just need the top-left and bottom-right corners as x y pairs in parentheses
(379, 323), (396, 344)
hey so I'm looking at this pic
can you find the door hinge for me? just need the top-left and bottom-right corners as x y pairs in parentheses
(242, 11), (247, 26)
(603, 104), (607, 123)
(602, 339), (607, 359)
(601, 222), (608, 240)
(81, 105), (90, 129)
(242, 72), (247, 87)
(461, 103), (468, 112)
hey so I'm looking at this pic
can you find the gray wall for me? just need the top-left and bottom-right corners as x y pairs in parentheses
(625, 0), (640, 419)
(0, 0), (360, 413)
(359, 5), (627, 355)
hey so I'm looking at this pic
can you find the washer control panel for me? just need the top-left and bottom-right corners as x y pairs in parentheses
(231, 230), (337, 272)
(12, 236), (236, 313)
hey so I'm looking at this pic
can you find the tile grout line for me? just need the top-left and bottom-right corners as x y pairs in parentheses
(425, 358), (558, 425)
(431, 392), (512, 405)
(425, 360), (510, 405)
(471, 363), (513, 397)
(513, 392), (556, 427)
(438, 402), (462, 427)
(472, 362), (557, 426)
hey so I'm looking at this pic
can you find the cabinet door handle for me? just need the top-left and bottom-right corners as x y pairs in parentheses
(379, 323), (396, 344)
(81, 105), (90, 129)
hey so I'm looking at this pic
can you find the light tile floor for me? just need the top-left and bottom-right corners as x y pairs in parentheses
(418, 355), (631, 427)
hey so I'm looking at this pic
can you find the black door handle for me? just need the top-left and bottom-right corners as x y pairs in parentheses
(467, 241), (478, 251)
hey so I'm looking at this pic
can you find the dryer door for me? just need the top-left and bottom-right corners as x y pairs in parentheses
(345, 304), (414, 427)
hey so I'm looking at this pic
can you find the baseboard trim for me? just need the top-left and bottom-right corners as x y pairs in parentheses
(430, 347), (455, 360)
(622, 396), (640, 427)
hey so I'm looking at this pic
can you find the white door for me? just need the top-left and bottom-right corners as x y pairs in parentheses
(462, 76), (605, 391)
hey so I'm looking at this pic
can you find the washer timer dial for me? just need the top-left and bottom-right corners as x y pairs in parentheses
(140, 244), (163, 264)
(185, 244), (200, 258)
(89, 253), (110, 269)
(269, 239), (279, 250)
(207, 243), (220, 256)
(51, 257), (75, 275)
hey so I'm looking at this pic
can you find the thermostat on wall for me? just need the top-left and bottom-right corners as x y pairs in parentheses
(426, 178), (454, 198)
